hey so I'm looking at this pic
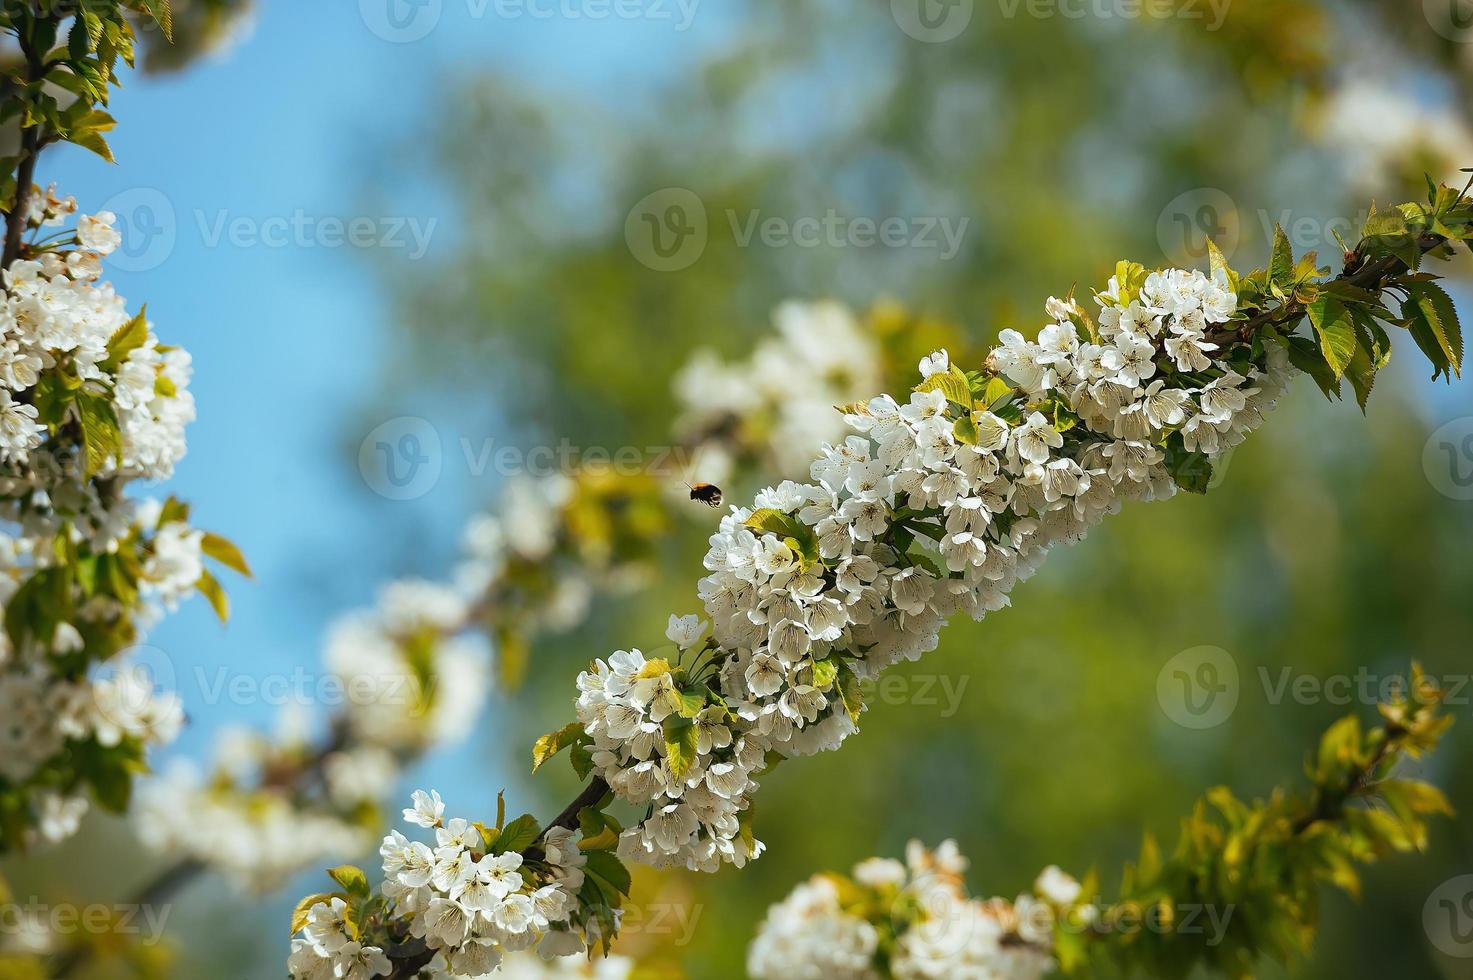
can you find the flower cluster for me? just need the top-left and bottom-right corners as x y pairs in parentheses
(288, 791), (595, 979)
(574, 263), (1296, 870)
(749, 841), (1066, 980)
(674, 301), (884, 480)
(0, 189), (244, 852)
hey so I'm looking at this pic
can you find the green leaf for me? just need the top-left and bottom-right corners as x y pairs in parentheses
(584, 850), (633, 897)
(978, 376), (1014, 410)
(1306, 298), (1358, 379)
(1269, 223), (1295, 285)
(952, 413), (978, 446)
(569, 739), (595, 780)
(99, 308), (148, 373)
(577, 807), (622, 851)
(140, 0), (175, 41)
(532, 721), (586, 773)
(327, 865), (370, 897)
(1403, 281), (1463, 380)
(75, 390), (123, 476)
(811, 657), (839, 690)
(200, 532), (252, 578)
(1164, 437), (1213, 495)
(290, 893), (338, 935)
(663, 717), (700, 781)
(674, 686), (708, 719)
(743, 508), (803, 538)
(913, 364), (972, 405)
(834, 660), (864, 723)
(195, 568), (229, 623)
(490, 814), (541, 855)
(1284, 335), (1342, 400)
(4, 567), (71, 652)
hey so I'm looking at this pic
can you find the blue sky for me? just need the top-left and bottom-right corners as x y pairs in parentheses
(38, 0), (734, 823)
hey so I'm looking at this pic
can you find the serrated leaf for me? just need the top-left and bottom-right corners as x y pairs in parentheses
(1306, 297), (1357, 379)
(1270, 223), (1295, 285)
(584, 850), (632, 897)
(913, 364), (971, 405)
(290, 893), (337, 935)
(327, 865), (369, 897)
(1345, 341), (1377, 413)
(1404, 281), (1463, 380)
(743, 508), (802, 538)
(140, 0), (174, 41)
(491, 814), (540, 855)
(532, 721), (585, 773)
(99, 308), (148, 373)
(75, 389), (123, 476)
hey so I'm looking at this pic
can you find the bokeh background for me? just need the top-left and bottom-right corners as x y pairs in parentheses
(4, 0), (1473, 976)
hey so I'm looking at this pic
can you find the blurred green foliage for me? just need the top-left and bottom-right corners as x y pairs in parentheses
(16, 1), (1473, 977)
(362, 2), (1473, 976)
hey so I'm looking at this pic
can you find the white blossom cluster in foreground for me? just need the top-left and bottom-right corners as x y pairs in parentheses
(748, 841), (1070, 980)
(288, 792), (594, 979)
(577, 266), (1295, 871)
(0, 187), (219, 850)
(675, 301), (884, 481)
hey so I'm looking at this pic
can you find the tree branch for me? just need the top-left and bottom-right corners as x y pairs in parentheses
(3, 29), (48, 271)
